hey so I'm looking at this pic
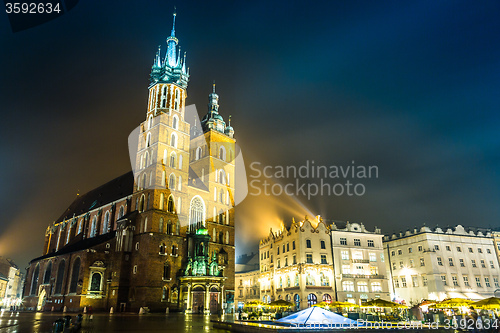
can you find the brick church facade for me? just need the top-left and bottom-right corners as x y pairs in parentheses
(23, 13), (236, 314)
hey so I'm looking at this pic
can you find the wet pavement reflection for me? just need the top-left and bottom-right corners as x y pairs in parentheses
(0, 310), (231, 333)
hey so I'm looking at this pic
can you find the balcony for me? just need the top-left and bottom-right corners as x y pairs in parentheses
(352, 259), (370, 264)
(342, 274), (385, 279)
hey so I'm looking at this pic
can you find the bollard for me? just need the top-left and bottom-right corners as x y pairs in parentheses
(165, 307), (169, 314)
(110, 307), (114, 314)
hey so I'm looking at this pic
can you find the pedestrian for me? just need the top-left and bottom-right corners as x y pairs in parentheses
(88, 305), (93, 321)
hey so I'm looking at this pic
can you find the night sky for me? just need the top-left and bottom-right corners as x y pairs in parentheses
(1, 0), (500, 268)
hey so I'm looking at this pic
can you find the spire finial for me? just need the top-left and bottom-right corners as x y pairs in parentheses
(229, 115), (232, 126)
(213, 80), (216, 93)
(172, 7), (177, 35)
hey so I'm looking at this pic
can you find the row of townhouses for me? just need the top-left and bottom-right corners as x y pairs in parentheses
(236, 217), (500, 309)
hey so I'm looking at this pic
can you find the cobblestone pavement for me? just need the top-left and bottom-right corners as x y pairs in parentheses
(0, 310), (231, 333)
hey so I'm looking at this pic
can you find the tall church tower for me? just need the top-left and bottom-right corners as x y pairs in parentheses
(133, 11), (190, 231)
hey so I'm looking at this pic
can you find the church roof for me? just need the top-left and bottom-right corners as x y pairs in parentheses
(30, 231), (116, 264)
(55, 171), (134, 223)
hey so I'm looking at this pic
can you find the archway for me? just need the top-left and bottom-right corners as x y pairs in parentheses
(37, 289), (47, 311)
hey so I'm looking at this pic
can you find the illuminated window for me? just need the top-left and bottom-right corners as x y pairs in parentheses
(343, 281), (354, 291)
(320, 254), (327, 264)
(463, 276), (469, 287)
(441, 275), (447, 286)
(306, 254), (313, 264)
(371, 282), (382, 292)
(357, 282), (368, 292)
(401, 277), (407, 288)
(412, 276), (419, 287)
(341, 251), (349, 260)
(437, 257), (443, 266)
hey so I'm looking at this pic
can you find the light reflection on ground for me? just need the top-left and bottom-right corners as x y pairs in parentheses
(0, 311), (230, 333)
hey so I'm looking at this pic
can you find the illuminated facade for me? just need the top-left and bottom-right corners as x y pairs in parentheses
(23, 13), (236, 314)
(259, 217), (335, 310)
(0, 257), (23, 308)
(384, 225), (499, 306)
(330, 222), (390, 305)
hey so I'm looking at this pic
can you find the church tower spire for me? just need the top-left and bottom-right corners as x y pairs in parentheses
(150, 9), (189, 89)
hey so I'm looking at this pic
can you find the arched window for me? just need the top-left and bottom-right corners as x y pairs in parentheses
(342, 281), (354, 292)
(161, 171), (166, 187)
(147, 115), (153, 130)
(178, 176), (182, 191)
(179, 155), (183, 169)
(69, 258), (81, 293)
(172, 115), (178, 130)
(163, 262), (171, 280)
(43, 261), (52, 284)
(103, 211), (110, 233)
(159, 193), (164, 210)
(162, 286), (169, 300)
(218, 209), (224, 224)
(142, 173), (147, 189)
(30, 264), (40, 295)
(55, 260), (66, 294)
(77, 219), (83, 234)
(219, 231), (224, 244)
(279, 277), (283, 288)
(159, 217), (164, 233)
(138, 195), (145, 213)
(175, 220), (180, 235)
(89, 272), (101, 291)
(174, 90), (180, 110)
(146, 132), (151, 148)
(219, 169), (226, 185)
(90, 217), (97, 237)
(167, 196), (174, 213)
(169, 152), (176, 168)
(170, 133), (177, 148)
(163, 149), (168, 164)
(287, 276), (291, 287)
(195, 147), (202, 160)
(167, 220), (172, 234)
(322, 293), (332, 304)
(294, 294), (300, 310)
(307, 293), (317, 307)
(144, 151), (149, 167)
(171, 245), (177, 256)
(168, 174), (176, 190)
(189, 196), (205, 231)
(225, 210), (230, 225)
(306, 273), (315, 286)
(219, 146), (226, 161)
(225, 231), (230, 244)
(294, 274), (299, 287)
(159, 243), (166, 255)
(118, 206), (125, 219)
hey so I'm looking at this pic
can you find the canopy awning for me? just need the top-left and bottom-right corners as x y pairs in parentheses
(276, 306), (361, 327)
